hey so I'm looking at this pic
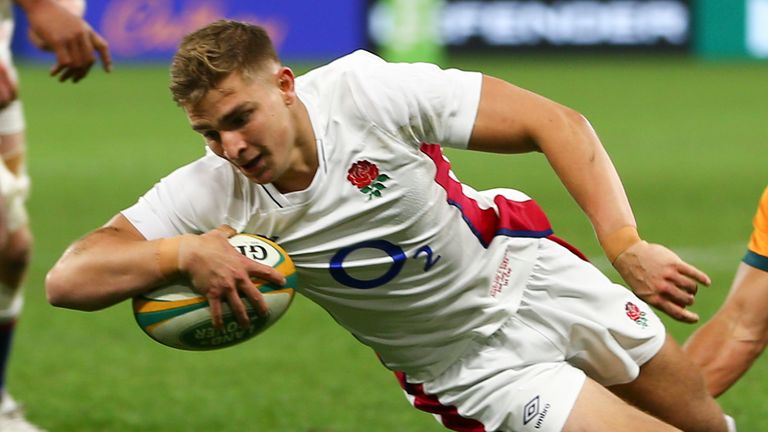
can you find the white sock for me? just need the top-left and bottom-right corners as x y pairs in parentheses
(724, 414), (737, 432)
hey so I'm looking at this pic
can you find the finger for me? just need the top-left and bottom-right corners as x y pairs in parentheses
(50, 62), (66, 78)
(66, 36), (87, 70)
(58, 67), (79, 83)
(72, 34), (96, 82)
(51, 44), (73, 77)
(208, 296), (224, 329)
(91, 32), (112, 72)
(659, 300), (699, 324)
(676, 261), (711, 286)
(225, 286), (250, 328)
(245, 260), (286, 286)
(656, 280), (696, 307)
(64, 40), (92, 83)
(212, 224), (236, 238)
(242, 281), (269, 318)
(666, 272), (699, 296)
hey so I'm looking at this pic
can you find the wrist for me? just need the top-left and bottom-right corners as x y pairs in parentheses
(156, 235), (193, 281)
(599, 226), (642, 264)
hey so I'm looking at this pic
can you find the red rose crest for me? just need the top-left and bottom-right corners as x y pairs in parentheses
(625, 302), (648, 328)
(347, 160), (390, 199)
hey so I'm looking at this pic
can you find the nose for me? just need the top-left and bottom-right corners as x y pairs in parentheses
(221, 131), (246, 160)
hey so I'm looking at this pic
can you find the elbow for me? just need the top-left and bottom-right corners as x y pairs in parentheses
(45, 267), (72, 309)
(45, 265), (99, 311)
(559, 105), (593, 132)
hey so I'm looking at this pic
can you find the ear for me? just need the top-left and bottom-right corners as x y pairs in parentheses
(276, 66), (296, 105)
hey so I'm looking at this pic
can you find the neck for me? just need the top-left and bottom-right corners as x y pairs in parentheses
(272, 100), (318, 193)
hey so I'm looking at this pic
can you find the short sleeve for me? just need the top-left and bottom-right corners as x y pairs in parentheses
(121, 154), (237, 240)
(744, 186), (768, 271)
(309, 51), (482, 149)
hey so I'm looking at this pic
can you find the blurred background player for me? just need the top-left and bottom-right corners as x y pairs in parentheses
(685, 186), (768, 398)
(0, 0), (110, 430)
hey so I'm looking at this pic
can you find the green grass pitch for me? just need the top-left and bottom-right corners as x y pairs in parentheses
(9, 54), (768, 430)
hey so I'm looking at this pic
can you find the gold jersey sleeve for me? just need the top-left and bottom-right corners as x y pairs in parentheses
(745, 187), (768, 271)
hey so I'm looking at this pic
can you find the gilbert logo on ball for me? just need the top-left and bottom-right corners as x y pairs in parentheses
(133, 234), (297, 350)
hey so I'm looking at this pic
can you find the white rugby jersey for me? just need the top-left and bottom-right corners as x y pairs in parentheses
(123, 51), (563, 381)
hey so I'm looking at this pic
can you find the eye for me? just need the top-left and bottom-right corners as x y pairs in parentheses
(230, 110), (252, 129)
(203, 130), (220, 142)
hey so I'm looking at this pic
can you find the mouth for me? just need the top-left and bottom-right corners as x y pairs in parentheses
(238, 155), (265, 178)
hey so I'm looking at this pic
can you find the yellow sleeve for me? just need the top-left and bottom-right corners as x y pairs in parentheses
(745, 187), (768, 271)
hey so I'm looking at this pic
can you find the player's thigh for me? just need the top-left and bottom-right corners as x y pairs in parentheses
(564, 377), (680, 432)
(609, 334), (726, 432)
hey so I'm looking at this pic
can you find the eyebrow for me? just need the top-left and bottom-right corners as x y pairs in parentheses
(190, 102), (257, 133)
(191, 122), (211, 133)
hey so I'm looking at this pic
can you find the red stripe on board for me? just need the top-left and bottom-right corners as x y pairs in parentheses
(395, 371), (486, 432)
(421, 143), (553, 247)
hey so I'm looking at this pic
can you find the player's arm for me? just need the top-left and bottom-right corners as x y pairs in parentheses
(15, 0), (112, 82)
(684, 262), (768, 396)
(45, 214), (279, 327)
(467, 74), (710, 322)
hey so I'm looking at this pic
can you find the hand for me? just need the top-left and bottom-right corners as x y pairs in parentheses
(613, 241), (711, 323)
(25, 0), (112, 82)
(0, 63), (18, 109)
(177, 225), (286, 329)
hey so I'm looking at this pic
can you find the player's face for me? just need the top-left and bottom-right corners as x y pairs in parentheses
(185, 67), (311, 191)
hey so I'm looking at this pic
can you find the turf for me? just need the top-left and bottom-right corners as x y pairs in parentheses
(8, 55), (768, 430)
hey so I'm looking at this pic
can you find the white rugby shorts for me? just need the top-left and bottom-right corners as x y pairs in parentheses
(397, 237), (666, 431)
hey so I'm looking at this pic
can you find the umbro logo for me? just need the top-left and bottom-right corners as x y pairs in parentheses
(523, 395), (551, 429)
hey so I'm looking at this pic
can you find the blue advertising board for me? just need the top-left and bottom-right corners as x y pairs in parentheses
(13, 0), (366, 63)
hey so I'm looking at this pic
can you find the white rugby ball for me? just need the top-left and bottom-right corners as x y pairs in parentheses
(132, 234), (297, 351)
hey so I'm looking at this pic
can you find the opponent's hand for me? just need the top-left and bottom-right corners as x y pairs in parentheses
(177, 225), (286, 329)
(613, 241), (711, 323)
(25, 0), (112, 82)
(0, 63), (18, 109)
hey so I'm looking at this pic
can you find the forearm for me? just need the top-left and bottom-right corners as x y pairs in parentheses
(687, 327), (766, 397)
(685, 263), (768, 395)
(45, 226), (178, 311)
(529, 106), (642, 262)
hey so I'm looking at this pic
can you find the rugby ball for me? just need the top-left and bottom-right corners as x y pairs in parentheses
(133, 234), (297, 351)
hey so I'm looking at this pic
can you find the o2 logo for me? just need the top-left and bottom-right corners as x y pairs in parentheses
(329, 240), (440, 289)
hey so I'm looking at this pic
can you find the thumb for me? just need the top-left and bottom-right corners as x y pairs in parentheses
(211, 224), (237, 238)
(211, 224), (236, 238)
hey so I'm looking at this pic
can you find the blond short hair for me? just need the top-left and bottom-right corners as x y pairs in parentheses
(170, 20), (279, 106)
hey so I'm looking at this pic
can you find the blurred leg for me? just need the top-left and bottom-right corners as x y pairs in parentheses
(0, 131), (30, 390)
